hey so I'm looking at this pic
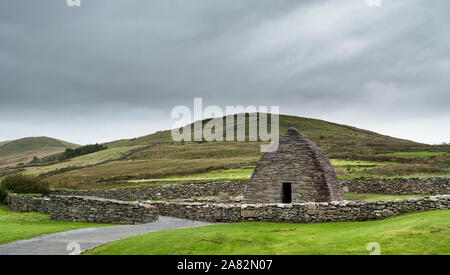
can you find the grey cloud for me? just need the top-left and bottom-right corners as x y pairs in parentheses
(0, 0), (449, 144)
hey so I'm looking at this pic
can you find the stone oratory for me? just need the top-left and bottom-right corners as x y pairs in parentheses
(244, 128), (344, 203)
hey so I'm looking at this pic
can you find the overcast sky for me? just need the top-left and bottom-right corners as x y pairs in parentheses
(1, 0), (449, 145)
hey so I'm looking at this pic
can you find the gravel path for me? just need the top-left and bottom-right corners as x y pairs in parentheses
(0, 216), (212, 255)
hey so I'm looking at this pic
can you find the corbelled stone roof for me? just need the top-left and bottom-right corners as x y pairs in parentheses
(244, 128), (344, 203)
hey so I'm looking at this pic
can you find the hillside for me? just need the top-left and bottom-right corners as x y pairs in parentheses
(0, 137), (79, 168)
(37, 114), (449, 189)
(1, 114), (447, 188)
(0, 141), (12, 147)
(106, 114), (424, 153)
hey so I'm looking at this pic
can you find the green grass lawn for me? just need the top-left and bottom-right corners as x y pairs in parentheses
(344, 193), (430, 201)
(0, 206), (108, 245)
(85, 210), (450, 255)
(330, 159), (394, 167)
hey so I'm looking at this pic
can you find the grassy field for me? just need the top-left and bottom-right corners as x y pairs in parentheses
(112, 159), (449, 190)
(0, 206), (108, 245)
(129, 167), (254, 184)
(330, 159), (395, 166)
(42, 143), (449, 189)
(46, 158), (450, 190)
(23, 146), (141, 177)
(44, 142), (262, 188)
(381, 152), (448, 158)
(125, 159), (392, 183)
(85, 210), (450, 255)
(0, 137), (79, 169)
(1, 114), (449, 189)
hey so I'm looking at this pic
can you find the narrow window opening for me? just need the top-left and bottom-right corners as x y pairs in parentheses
(282, 182), (292, 203)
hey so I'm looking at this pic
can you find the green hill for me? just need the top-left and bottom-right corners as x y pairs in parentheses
(0, 141), (12, 147)
(106, 114), (424, 154)
(39, 114), (450, 189)
(0, 137), (79, 168)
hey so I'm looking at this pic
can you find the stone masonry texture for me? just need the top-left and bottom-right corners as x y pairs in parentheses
(244, 128), (344, 203)
(341, 177), (450, 195)
(51, 178), (450, 201)
(153, 195), (450, 223)
(53, 181), (245, 201)
(5, 178), (450, 224)
(6, 194), (159, 224)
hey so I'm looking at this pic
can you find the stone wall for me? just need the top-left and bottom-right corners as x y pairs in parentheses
(6, 177), (450, 225)
(6, 194), (159, 224)
(6, 195), (53, 214)
(152, 195), (450, 223)
(52, 178), (450, 203)
(53, 181), (246, 201)
(342, 177), (450, 195)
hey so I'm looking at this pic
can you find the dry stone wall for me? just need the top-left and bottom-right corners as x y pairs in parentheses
(342, 177), (450, 195)
(6, 177), (450, 225)
(52, 178), (450, 202)
(53, 181), (246, 201)
(6, 194), (159, 224)
(152, 195), (450, 223)
(6, 195), (53, 214)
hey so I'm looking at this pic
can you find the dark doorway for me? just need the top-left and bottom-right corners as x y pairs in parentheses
(282, 182), (292, 203)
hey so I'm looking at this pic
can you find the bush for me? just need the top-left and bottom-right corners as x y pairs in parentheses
(0, 188), (7, 205)
(1, 174), (50, 195)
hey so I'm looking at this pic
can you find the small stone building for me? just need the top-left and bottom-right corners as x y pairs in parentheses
(244, 128), (344, 203)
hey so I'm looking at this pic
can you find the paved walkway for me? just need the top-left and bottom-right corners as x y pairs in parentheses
(0, 216), (212, 255)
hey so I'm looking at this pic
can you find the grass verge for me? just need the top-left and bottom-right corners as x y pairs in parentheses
(85, 210), (449, 255)
(0, 206), (108, 245)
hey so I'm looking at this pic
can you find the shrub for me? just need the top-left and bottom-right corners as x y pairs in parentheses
(1, 174), (50, 195)
(0, 187), (7, 205)
(30, 156), (41, 164)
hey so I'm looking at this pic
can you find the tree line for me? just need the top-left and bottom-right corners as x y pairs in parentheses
(59, 144), (107, 161)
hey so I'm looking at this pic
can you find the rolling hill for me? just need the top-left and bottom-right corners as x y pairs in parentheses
(38, 114), (449, 189)
(0, 141), (13, 147)
(0, 137), (79, 168)
(106, 114), (424, 153)
(2, 114), (448, 188)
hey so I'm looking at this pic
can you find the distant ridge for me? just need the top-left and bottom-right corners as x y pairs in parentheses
(105, 113), (423, 152)
(23, 114), (447, 187)
(0, 137), (79, 168)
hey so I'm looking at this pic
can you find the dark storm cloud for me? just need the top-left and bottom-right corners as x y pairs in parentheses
(0, 0), (449, 144)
